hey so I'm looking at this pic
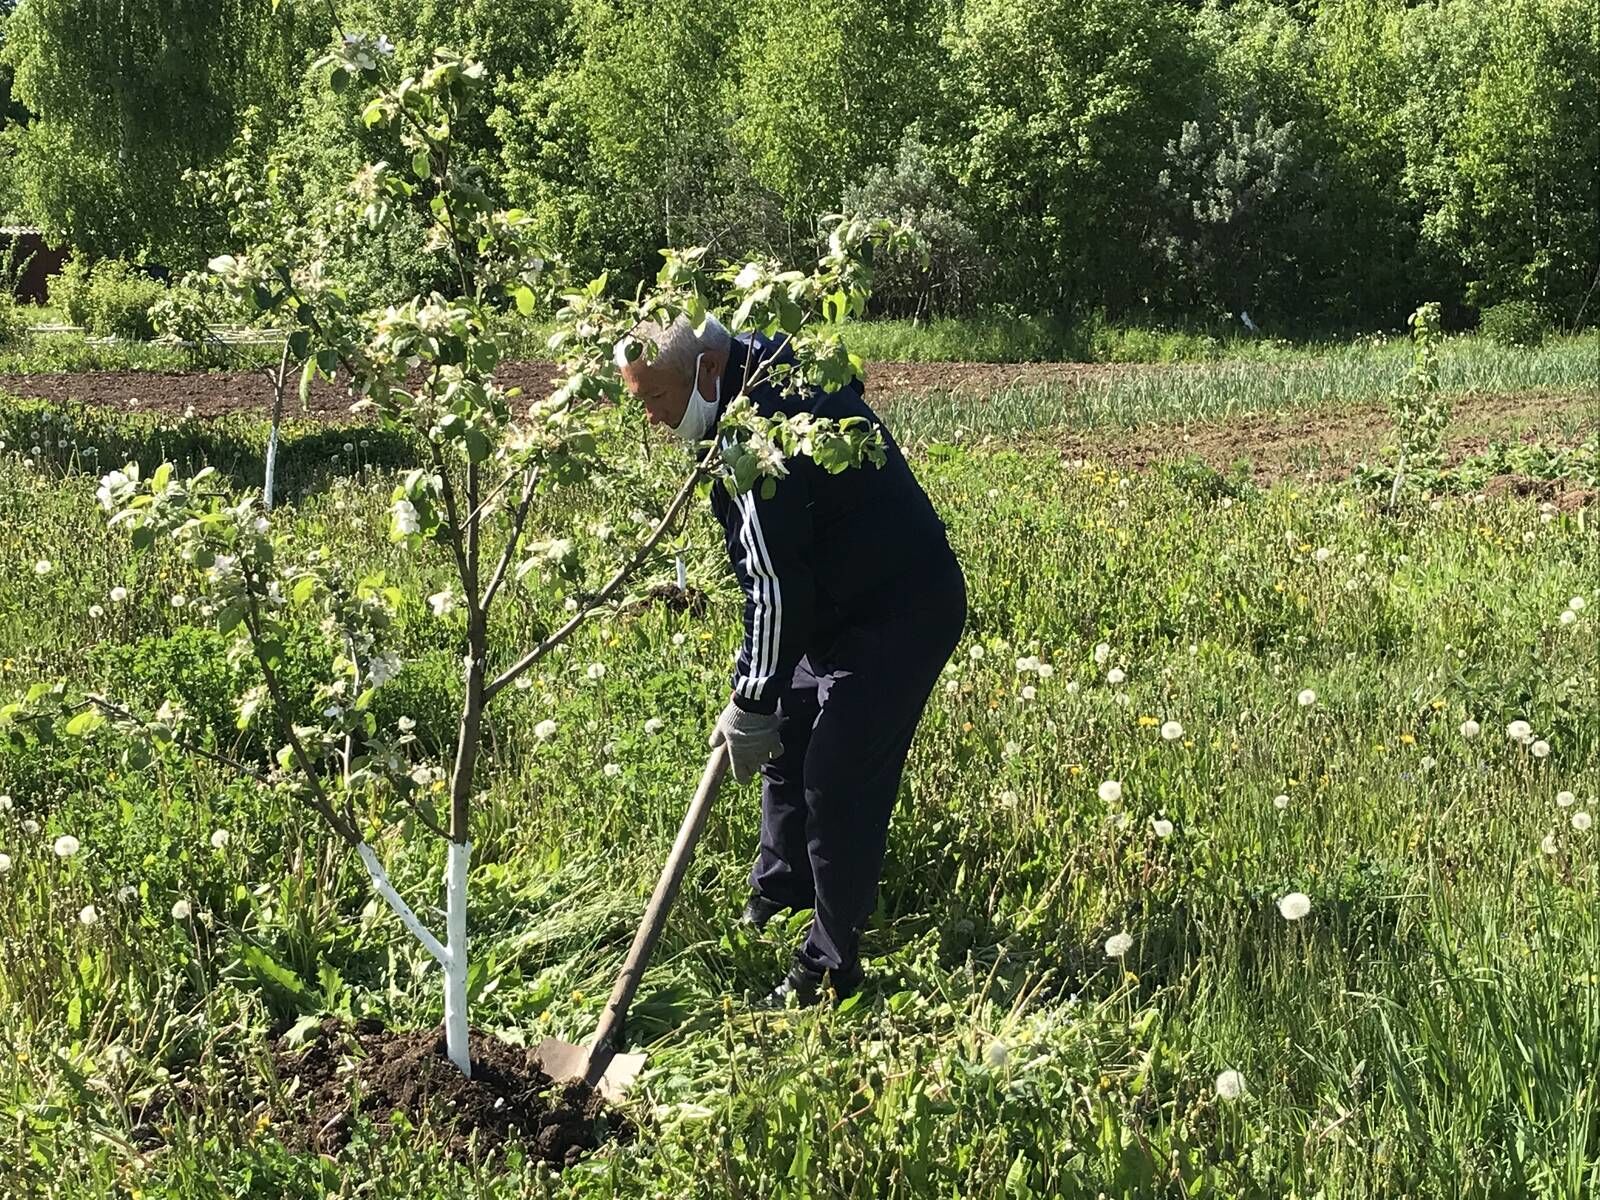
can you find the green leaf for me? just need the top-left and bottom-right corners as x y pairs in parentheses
(464, 427), (491, 464)
(513, 286), (535, 316)
(281, 1013), (324, 1048)
(239, 943), (315, 1008)
(65, 710), (105, 738)
(287, 329), (310, 361)
(412, 149), (431, 179)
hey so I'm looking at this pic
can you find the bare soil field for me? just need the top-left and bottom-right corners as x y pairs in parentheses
(0, 360), (1155, 417)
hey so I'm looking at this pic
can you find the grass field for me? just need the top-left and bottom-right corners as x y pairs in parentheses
(0, 356), (1597, 1197)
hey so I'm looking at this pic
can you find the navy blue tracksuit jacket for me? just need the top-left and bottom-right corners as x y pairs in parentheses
(709, 332), (966, 975)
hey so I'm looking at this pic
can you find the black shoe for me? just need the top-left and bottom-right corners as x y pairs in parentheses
(738, 893), (785, 931)
(758, 960), (864, 1009)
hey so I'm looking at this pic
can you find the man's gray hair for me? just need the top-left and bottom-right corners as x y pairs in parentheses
(614, 313), (730, 379)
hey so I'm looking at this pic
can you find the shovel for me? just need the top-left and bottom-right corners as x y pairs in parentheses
(534, 745), (729, 1101)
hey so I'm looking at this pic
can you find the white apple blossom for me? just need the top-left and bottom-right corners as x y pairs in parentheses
(392, 498), (421, 536)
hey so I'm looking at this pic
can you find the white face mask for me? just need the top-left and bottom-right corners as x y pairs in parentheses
(670, 351), (720, 444)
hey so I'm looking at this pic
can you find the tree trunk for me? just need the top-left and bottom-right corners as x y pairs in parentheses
(443, 839), (471, 1075)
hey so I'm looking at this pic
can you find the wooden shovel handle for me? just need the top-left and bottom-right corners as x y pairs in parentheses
(588, 745), (729, 1067)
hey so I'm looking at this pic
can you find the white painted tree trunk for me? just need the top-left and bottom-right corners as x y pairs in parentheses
(356, 840), (473, 1078)
(442, 839), (471, 1076)
(263, 419), (281, 510)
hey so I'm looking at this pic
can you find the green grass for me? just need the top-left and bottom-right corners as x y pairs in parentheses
(0, 386), (1597, 1197)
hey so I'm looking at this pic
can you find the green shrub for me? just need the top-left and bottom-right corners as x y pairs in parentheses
(0, 292), (21, 348)
(50, 255), (93, 326)
(82, 260), (166, 340)
(47, 257), (167, 339)
(1478, 300), (1550, 348)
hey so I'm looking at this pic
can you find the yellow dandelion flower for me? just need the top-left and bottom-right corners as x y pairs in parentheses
(1400, 733), (1415, 745)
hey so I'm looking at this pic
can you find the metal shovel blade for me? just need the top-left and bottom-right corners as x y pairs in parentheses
(534, 1036), (646, 1103)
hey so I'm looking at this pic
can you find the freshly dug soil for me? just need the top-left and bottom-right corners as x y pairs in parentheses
(271, 1017), (631, 1164)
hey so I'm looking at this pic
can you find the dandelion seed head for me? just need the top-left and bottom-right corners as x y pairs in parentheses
(1098, 780), (1122, 804)
(1215, 1070), (1245, 1101)
(1540, 832), (1558, 855)
(1460, 719), (1481, 739)
(1273, 794), (1289, 810)
(1506, 720), (1532, 742)
(985, 1038), (1008, 1068)
(1573, 811), (1593, 833)
(171, 899), (192, 920)
(603, 763), (622, 778)
(1152, 818), (1174, 838)
(78, 904), (99, 926)
(1277, 892), (1311, 921)
(644, 717), (665, 735)
(210, 829), (230, 850)
(534, 719), (559, 741)
(52, 835), (80, 859)
(1556, 790), (1575, 808)
(1531, 740), (1550, 759)
(1020, 685), (1036, 701)
(1104, 931), (1133, 958)
(586, 662), (607, 681)
(1160, 720), (1183, 741)
(1297, 689), (1316, 708)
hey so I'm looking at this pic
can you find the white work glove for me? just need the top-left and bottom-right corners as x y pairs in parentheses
(708, 699), (783, 783)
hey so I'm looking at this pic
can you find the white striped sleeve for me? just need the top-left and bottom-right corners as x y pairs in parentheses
(734, 491), (783, 702)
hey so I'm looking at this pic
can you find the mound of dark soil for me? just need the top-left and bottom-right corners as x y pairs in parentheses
(271, 1018), (631, 1164)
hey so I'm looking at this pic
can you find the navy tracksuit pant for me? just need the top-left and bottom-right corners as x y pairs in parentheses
(750, 557), (967, 974)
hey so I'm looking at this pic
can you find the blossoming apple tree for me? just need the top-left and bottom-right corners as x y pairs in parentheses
(36, 37), (910, 1078)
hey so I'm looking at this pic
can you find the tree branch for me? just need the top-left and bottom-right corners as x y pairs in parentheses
(242, 587), (361, 846)
(484, 444), (715, 702)
(480, 469), (538, 613)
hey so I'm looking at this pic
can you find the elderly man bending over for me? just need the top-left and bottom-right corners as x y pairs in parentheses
(618, 316), (966, 1005)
